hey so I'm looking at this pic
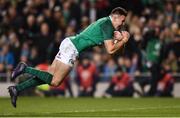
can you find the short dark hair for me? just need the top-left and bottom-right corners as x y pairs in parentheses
(111, 7), (128, 16)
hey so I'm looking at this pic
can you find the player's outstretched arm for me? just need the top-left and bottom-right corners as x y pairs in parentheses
(104, 31), (130, 54)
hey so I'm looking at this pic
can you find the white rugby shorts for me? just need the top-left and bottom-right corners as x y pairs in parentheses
(55, 38), (78, 67)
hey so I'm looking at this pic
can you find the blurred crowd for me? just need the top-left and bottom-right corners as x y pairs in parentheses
(0, 0), (179, 97)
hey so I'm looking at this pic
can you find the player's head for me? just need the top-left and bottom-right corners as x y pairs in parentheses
(110, 7), (127, 29)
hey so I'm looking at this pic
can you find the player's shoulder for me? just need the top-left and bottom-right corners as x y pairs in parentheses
(97, 16), (109, 22)
(96, 16), (111, 25)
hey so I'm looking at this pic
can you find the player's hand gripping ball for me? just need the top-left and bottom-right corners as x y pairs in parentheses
(113, 31), (123, 44)
(121, 31), (130, 43)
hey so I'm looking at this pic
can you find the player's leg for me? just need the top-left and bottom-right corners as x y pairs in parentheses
(8, 76), (44, 108)
(8, 62), (47, 108)
(8, 60), (71, 108)
(10, 59), (71, 93)
(47, 37), (79, 86)
(8, 62), (50, 106)
(16, 76), (44, 92)
(10, 60), (70, 87)
(9, 37), (74, 96)
(8, 38), (78, 107)
(48, 59), (71, 87)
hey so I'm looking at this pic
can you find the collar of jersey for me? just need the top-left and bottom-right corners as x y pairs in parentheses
(109, 16), (112, 21)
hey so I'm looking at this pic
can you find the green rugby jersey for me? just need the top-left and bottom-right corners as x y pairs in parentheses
(70, 17), (115, 53)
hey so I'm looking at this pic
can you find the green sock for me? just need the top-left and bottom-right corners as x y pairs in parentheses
(16, 76), (45, 92)
(24, 67), (53, 84)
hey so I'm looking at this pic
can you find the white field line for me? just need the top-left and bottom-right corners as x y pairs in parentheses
(1, 106), (180, 116)
(60, 106), (180, 113)
(2, 106), (180, 115)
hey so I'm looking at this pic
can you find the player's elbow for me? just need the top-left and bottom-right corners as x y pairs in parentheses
(108, 50), (114, 54)
(107, 48), (116, 54)
(105, 42), (116, 54)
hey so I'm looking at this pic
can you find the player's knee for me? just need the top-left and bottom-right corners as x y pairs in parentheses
(50, 79), (60, 87)
(48, 66), (55, 75)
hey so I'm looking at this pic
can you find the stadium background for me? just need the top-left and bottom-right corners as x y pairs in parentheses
(0, 0), (179, 98)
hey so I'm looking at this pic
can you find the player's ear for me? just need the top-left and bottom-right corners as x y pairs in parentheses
(120, 15), (125, 20)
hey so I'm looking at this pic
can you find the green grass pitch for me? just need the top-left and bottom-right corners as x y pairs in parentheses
(0, 97), (180, 117)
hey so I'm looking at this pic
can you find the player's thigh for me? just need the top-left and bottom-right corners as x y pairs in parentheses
(48, 59), (71, 86)
(49, 38), (78, 86)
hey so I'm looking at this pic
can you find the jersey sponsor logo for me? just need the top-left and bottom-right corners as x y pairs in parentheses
(69, 59), (74, 65)
(56, 52), (61, 59)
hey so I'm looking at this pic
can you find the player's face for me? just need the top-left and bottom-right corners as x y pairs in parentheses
(112, 14), (126, 29)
